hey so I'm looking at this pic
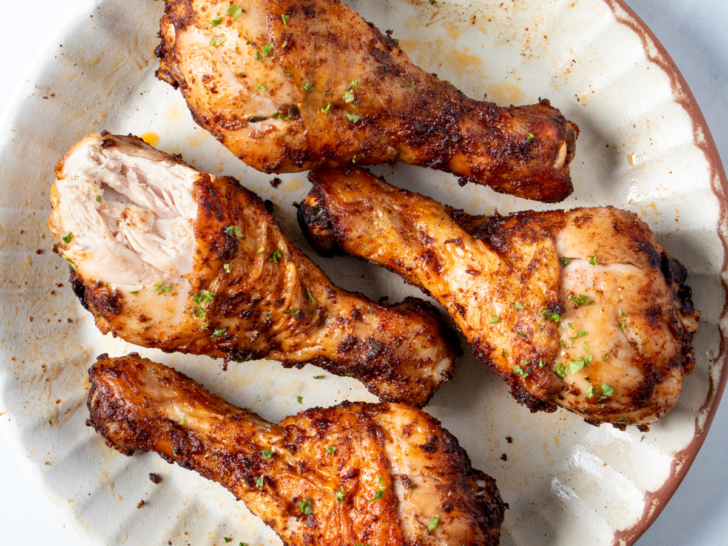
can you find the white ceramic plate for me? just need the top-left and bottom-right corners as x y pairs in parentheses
(0, 0), (725, 545)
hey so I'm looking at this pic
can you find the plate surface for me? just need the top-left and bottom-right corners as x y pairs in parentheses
(0, 0), (726, 545)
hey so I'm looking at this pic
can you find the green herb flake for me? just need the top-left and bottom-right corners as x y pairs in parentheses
(641, 435), (646, 442)
(616, 417), (628, 423)
(404, 80), (415, 88)
(281, 14), (289, 24)
(511, 301), (524, 311)
(305, 286), (316, 303)
(602, 350), (613, 361)
(261, 450), (272, 459)
(303, 82), (314, 92)
(226, 225), (243, 238)
(369, 476), (385, 503)
(269, 250), (283, 263)
(223, 262), (230, 273)
(65, 257), (77, 271)
(193, 290), (216, 305)
(527, 133), (534, 142)
(335, 489), (345, 502)
(262, 44), (274, 56)
(540, 308), (561, 322)
(345, 372), (356, 376)
(223, 539), (231, 544)
(212, 327), (228, 337)
(320, 103), (332, 115)
(618, 321), (628, 329)
(313, 375), (324, 379)
(255, 51), (262, 61)
(490, 314), (501, 324)
(348, 80), (359, 88)
(211, 16), (223, 26)
(620, 308), (627, 317)
(285, 71), (294, 77)
(193, 307), (206, 319)
(589, 254), (598, 265)
(142, 322), (153, 330)
(517, 330), (527, 339)
(513, 364), (529, 377)
(96, 195), (102, 203)
(297, 395), (303, 404)
(601, 384), (614, 397)
(570, 330), (588, 343)
(173, 448), (179, 456)
(257, 83), (266, 90)
(586, 386), (594, 398)
(427, 516), (441, 532)
(298, 498), (312, 515)
(343, 90), (355, 103)
(179, 415), (187, 425)
(501, 349), (508, 357)
(209, 35), (226, 48)
(568, 294), (595, 307)
(255, 475), (265, 490)
(326, 445), (337, 456)
(62, 232), (73, 244)
(130, 291), (138, 296)
(345, 113), (361, 123)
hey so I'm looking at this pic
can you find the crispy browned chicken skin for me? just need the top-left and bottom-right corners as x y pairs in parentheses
(155, 0), (578, 202)
(299, 168), (700, 428)
(48, 134), (458, 407)
(87, 354), (506, 546)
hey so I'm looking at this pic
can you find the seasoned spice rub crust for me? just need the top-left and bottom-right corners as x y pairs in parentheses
(87, 354), (506, 546)
(299, 168), (700, 428)
(49, 134), (459, 407)
(156, 0), (578, 202)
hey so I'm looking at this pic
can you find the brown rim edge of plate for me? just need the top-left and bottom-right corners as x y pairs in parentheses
(600, 1), (728, 545)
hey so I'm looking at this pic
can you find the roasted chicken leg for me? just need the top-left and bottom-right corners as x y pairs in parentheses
(155, 0), (578, 203)
(48, 134), (458, 407)
(299, 168), (700, 427)
(87, 353), (506, 546)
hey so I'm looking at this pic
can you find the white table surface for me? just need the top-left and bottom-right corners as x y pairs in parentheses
(1, 0), (727, 544)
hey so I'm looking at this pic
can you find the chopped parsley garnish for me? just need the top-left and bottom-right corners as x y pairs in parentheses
(65, 258), (77, 271)
(540, 308), (560, 322)
(586, 386), (594, 398)
(527, 133), (534, 142)
(179, 415), (187, 425)
(298, 498), (312, 515)
(303, 82), (314, 92)
(602, 350), (613, 361)
(227, 4), (243, 20)
(501, 349), (508, 357)
(343, 90), (355, 103)
(257, 83), (266, 90)
(345, 113), (361, 123)
(352, 153), (365, 163)
(513, 364), (529, 377)
(326, 446), (337, 456)
(641, 435), (646, 442)
(142, 322), (153, 330)
(427, 516), (441, 532)
(369, 476), (385, 503)
(559, 258), (571, 266)
(569, 330), (588, 344)
(173, 448), (178, 456)
(62, 232), (73, 244)
(511, 301), (524, 311)
(517, 330), (527, 339)
(255, 51), (262, 61)
(285, 71), (294, 77)
(313, 375), (324, 379)
(281, 14), (289, 24)
(211, 17), (223, 26)
(589, 254), (598, 265)
(194, 290), (216, 305)
(490, 314), (501, 324)
(255, 475), (265, 490)
(348, 80), (359, 88)
(209, 35), (226, 48)
(618, 321), (628, 329)
(404, 80), (415, 88)
(567, 354), (593, 375)
(297, 395), (303, 404)
(130, 291), (138, 296)
(226, 225), (243, 238)
(269, 250), (283, 263)
(154, 282), (173, 295)
(616, 417), (628, 423)
(261, 450), (272, 459)
(223, 538), (231, 544)
(335, 489), (345, 502)
(568, 294), (595, 307)
(212, 327), (227, 337)
(262, 43), (274, 56)
(223, 262), (230, 273)
(320, 103), (332, 115)
(538, 359), (546, 368)
(96, 195), (102, 203)
(345, 372), (356, 376)
(256, 247), (265, 255)
(555, 363), (567, 378)
(305, 286), (316, 303)
(283, 308), (301, 317)
(601, 384), (614, 397)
